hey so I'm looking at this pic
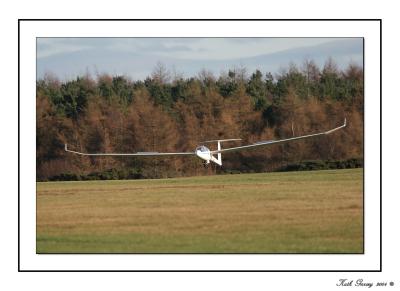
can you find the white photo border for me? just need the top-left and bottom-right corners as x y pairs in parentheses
(19, 19), (381, 271)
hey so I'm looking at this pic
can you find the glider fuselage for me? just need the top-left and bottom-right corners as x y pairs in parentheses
(195, 145), (212, 164)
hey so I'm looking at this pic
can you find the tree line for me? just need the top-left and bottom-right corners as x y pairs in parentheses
(36, 59), (363, 181)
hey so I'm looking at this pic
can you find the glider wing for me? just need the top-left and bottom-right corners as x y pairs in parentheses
(210, 119), (347, 154)
(65, 145), (195, 156)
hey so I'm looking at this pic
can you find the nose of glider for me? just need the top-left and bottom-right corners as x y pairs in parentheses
(195, 145), (211, 161)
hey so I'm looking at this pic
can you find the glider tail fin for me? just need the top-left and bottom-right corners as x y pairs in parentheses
(209, 140), (223, 166)
(216, 140), (223, 166)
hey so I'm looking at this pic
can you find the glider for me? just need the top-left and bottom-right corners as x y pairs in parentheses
(65, 118), (346, 166)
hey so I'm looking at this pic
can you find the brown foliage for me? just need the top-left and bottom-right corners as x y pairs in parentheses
(36, 74), (363, 180)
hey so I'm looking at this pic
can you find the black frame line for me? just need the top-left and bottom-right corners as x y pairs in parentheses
(19, 18), (382, 272)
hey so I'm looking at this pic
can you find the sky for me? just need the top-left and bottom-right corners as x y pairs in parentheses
(37, 38), (363, 80)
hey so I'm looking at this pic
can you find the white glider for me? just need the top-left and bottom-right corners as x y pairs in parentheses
(65, 118), (346, 166)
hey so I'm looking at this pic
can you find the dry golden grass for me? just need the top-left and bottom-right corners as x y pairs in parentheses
(37, 169), (363, 253)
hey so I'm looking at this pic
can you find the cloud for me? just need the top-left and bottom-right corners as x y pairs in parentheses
(135, 38), (346, 60)
(37, 38), (95, 58)
(37, 38), (363, 80)
(38, 39), (108, 59)
(37, 37), (362, 61)
(109, 40), (194, 55)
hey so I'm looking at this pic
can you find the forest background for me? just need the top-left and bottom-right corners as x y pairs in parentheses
(36, 58), (363, 181)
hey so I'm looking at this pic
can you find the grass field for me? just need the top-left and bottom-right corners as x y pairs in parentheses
(36, 168), (363, 253)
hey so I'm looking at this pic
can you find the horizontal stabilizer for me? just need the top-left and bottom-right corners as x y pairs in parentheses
(200, 138), (242, 144)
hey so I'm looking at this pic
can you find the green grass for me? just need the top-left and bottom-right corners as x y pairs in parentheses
(36, 169), (363, 253)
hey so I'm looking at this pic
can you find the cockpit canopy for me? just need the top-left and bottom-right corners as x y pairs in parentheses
(196, 145), (210, 153)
